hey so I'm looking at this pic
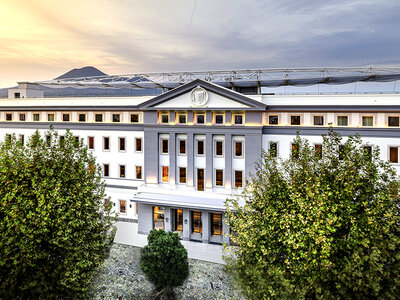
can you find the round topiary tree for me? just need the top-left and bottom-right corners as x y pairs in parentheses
(140, 229), (189, 300)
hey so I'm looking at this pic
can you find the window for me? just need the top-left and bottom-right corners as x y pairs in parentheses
(103, 137), (110, 151)
(234, 170), (243, 188)
(269, 142), (278, 157)
(120, 165), (125, 178)
(197, 140), (204, 155)
(234, 141), (243, 157)
(196, 113), (205, 124)
(211, 213), (223, 236)
(153, 207), (165, 230)
(95, 114), (103, 122)
(363, 146), (372, 159)
(291, 115), (301, 125)
(14, 92), (20, 98)
(197, 169), (204, 191)
(339, 145), (345, 160)
(179, 140), (186, 155)
(62, 114), (70, 122)
(112, 114), (121, 123)
(88, 136), (94, 150)
(234, 114), (243, 125)
(19, 114), (26, 121)
(292, 143), (299, 158)
(135, 138), (142, 152)
(19, 134), (24, 145)
(337, 116), (349, 126)
(269, 115), (279, 125)
(45, 135), (51, 146)
(161, 139), (168, 154)
(191, 211), (202, 233)
(162, 166), (169, 182)
(74, 136), (79, 148)
(5, 113), (12, 121)
(215, 114), (224, 124)
(119, 137), (126, 151)
(130, 113), (139, 123)
(179, 167), (186, 184)
(315, 144), (322, 159)
(215, 141), (223, 156)
(79, 114), (86, 122)
(33, 113), (40, 122)
(136, 166), (142, 179)
(178, 114), (187, 124)
(103, 164), (109, 177)
(388, 116), (399, 127)
(48, 114), (55, 122)
(119, 200), (126, 214)
(160, 113), (169, 124)
(362, 116), (373, 127)
(5, 134), (11, 142)
(390, 147), (398, 163)
(215, 169), (224, 186)
(313, 116), (324, 126)
(173, 209), (183, 232)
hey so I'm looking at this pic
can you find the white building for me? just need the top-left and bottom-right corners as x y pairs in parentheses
(3, 71), (400, 247)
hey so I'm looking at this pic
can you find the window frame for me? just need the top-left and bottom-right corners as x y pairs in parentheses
(88, 136), (95, 150)
(196, 139), (205, 156)
(196, 113), (205, 124)
(211, 212), (223, 236)
(135, 138), (143, 152)
(161, 139), (169, 154)
(214, 169), (224, 187)
(161, 166), (169, 182)
(388, 115), (400, 127)
(389, 146), (399, 164)
(5, 113), (12, 121)
(62, 113), (71, 122)
(33, 113), (40, 122)
(290, 114), (301, 126)
(178, 139), (186, 155)
(78, 113), (87, 122)
(136, 165), (142, 179)
(119, 137), (126, 152)
(95, 113), (104, 123)
(214, 140), (224, 157)
(233, 140), (244, 158)
(47, 113), (55, 122)
(130, 113), (140, 123)
(179, 167), (187, 184)
(268, 115), (279, 125)
(269, 141), (278, 158)
(112, 113), (121, 123)
(103, 164), (110, 177)
(234, 170), (243, 188)
(214, 113), (225, 125)
(160, 112), (169, 124)
(19, 113), (26, 122)
(119, 165), (126, 178)
(312, 115), (325, 126)
(119, 200), (127, 215)
(361, 115), (374, 127)
(177, 113), (187, 124)
(337, 115), (349, 127)
(233, 114), (244, 125)
(103, 136), (110, 151)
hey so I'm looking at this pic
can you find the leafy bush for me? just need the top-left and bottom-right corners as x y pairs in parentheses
(141, 229), (189, 299)
(0, 128), (116, 299)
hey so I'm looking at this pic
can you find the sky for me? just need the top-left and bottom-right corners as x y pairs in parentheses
(0, 0), (400, 88)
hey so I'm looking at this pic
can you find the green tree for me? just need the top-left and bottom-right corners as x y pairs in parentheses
(225, 129), (400, 299)
(0, 128), (116, 299)
(140, 229), (189, 300)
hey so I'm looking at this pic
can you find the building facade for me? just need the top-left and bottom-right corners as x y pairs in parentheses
(3, 78), (400, 245)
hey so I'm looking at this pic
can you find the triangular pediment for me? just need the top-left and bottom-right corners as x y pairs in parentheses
(138, 79), (266, 110)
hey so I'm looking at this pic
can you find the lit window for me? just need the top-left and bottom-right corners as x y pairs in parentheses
(173, 209), (183, 231)
(196, 114), (205, 124)
(388, 116), (399, 127)
(313, 116), (324, 126)
(119, 137), (126, 151)
(162, 166), (169, 182)
(179, 140), (186, 154)
(136, 138), (142, 152)
(269, 142), (278, 157)
(120, 165), (125, 178)
(179, 167), (186, 183)
(136, 166), (142, 179)
(6, 113), (12, 121)
(103, 137), (110, 151)
(191, 211), (202, 233)
(160, 113), (169, 124)
(33, 113), (40, 122)
(215, 169), (223, 186)
(197, 169), (204, 191)
(161, 139), (168, 154)
(235, 170), (243, 188)
(112, 114), (120, 123)
(362, 116), (373, 127)
(119, 200), (126, 214)
(48, 114), (55, 122)
(211, 213), (223, 236)
(88, 137), (94, 150)
(178, 114), (187, 124)
(269, 115), (278, 125)
(131, 113), (139, 123)
(95, 114), (103, 122)
(19, 114), (26, 121)
(215, 141), (223, 156)
(337, 116), (348, 126)
(79, 114), (86, 122)
(390, 147), (398, 163)
(62, 114), (70, 122)
(103, 164), (109, 177)
(291, 116), (301, 125)
(215, 114), (224, 124)
(315, 144), (322, 159)
(234, 141), (243, 157)
(153, 207), (165, 230)
(197, 140), (204, 155)
(292, 143), (299, 158)
(234, 114), (243, 125)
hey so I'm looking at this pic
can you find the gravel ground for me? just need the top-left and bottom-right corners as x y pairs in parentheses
(89, 243), (243, 299)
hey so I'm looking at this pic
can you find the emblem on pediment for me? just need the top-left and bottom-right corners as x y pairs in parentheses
(191, 86), (208, 106)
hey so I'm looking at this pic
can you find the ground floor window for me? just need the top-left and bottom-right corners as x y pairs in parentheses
(191, 211), (202, 233)
(119, 200), (126, 214)
(172, 209), (183, 232)
(211, 213), (223, 235)
(153, 206), (165, 230)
